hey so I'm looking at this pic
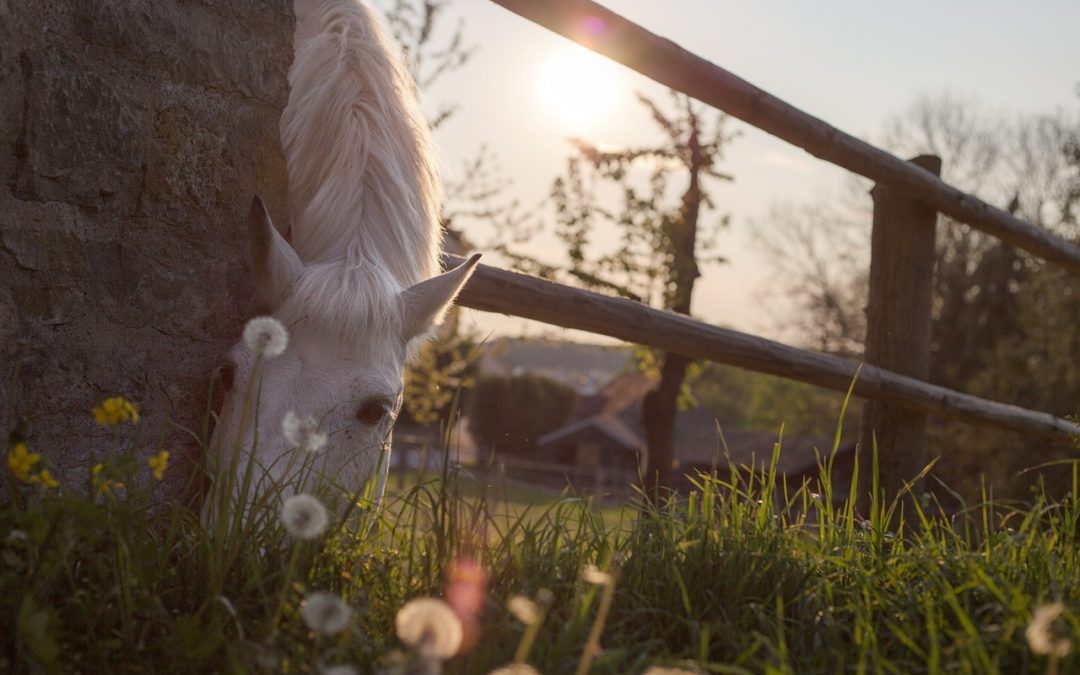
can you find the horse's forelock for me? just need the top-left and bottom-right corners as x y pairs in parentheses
(277, 261), (405, 360)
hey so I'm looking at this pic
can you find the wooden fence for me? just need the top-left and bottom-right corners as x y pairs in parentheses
(449, 0), (1080, 483)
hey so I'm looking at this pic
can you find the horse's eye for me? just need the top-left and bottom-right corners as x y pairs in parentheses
(356, 400), (390, 426)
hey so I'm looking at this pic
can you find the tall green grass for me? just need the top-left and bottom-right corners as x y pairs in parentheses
(4, 431), (1079, 673)
(3, 356), (1078, 673)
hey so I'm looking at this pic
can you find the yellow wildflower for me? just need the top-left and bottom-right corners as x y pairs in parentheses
(36, 469), (60, 490)
(91, 463), (123, 496)
(7, 443), (41, 483)
(147, 450), (169, 481)
(92, 396), (140, 425)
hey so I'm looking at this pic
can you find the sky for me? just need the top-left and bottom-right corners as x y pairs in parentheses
(409, 0), (1080, 345)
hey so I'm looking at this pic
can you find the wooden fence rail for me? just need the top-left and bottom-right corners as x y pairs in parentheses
(448, 253), (1080, 443)
(452, 0), (1080, 475)
(488, 0), (1080, 278)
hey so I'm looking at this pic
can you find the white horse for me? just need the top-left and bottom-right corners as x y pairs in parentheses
(208, 0), (478, 508)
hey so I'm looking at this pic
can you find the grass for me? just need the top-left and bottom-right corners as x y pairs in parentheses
(2, 343), (1078, 673)
(4, 427), (1080, 674)
(385, 469), (627, 533)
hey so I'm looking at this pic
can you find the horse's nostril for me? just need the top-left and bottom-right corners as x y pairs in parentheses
(210, 360), (237, 418)
(216, 360), (236, 392)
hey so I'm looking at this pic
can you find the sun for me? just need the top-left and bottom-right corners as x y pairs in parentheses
(537, 44), (622, 133)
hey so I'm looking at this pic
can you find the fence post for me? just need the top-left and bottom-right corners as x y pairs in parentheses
(860, 154), (941, 502)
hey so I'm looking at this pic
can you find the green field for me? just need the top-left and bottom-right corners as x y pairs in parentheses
(4, 435), (1080, 674)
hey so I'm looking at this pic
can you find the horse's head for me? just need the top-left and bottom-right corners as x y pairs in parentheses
(208, 197), (478, 505)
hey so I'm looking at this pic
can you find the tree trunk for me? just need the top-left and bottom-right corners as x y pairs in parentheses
(642, 116), (703, 495)
(0, 1), (293, 496)
(642, 352), (692, 492)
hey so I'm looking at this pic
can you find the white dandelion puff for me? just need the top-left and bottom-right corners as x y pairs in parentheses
(318, 661), (358, 675)
(582, 564), (612, 586)
(243, 316), (288, 357)
(283, 411), (328, 453)
(280, 494), (329, 540)
(301, 591), (352, 635)
(507, 595), (540, 625)
(1026, 601), (1073, 657)
(377, 651), (441, 675)
(395, 597), (463, 660)
(487, 665), (540, 675)
(535, 588), (554, 606)
(642, 668), (701, 675)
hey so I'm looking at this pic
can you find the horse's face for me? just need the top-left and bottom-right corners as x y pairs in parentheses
(210, 321), (406, 499)
(208, 198), (478, 503)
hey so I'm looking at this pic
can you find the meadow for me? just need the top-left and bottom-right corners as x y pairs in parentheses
(3, 398), (1079, 675)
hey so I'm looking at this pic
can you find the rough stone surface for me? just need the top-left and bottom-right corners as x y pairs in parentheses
(0, 0), (294, 495)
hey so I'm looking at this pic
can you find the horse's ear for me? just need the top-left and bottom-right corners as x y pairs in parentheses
(248, 196), (302, 307)
(400, 254), (481, 340)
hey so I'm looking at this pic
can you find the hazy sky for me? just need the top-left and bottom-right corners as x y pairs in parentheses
(411, 1), (1080, 344)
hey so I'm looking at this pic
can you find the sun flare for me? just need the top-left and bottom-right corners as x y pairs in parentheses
(537, 44), (622, 132)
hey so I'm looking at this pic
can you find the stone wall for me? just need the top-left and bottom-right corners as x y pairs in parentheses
(0, 0), (294, 491)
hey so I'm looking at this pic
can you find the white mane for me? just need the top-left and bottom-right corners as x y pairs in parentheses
(282, 0), (443, 289)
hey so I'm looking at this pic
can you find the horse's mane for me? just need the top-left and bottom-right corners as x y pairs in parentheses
(281, 0), (442, 290)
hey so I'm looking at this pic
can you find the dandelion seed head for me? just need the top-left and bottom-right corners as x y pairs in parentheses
(378, 651), (442, 675)
(243, 316), (288, 357)
(507, 595), (540, 625)
(1026, 601), (1073, 657)
(282, 411), (327, 453)
(280, 494), (329, 540)
(535, 588), (554, 606)
(318, 661), (358, 675)
(301, 591), (352, 635)
(582, 564), (612, 585)
(642, 668), (701, 675)
(487, 665), (540, 675)
(395, 597), (463, 660)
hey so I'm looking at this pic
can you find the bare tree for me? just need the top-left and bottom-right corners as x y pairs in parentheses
(754, 91), (1080, 496)
(379, 0), (475, 129)
(498, 91), (735, 493)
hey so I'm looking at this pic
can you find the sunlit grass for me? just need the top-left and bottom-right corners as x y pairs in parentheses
(3, 332), (1078, 673)
(4, 432), (1079, 673)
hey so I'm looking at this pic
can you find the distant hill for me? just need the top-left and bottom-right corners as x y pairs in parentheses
(479, 337), (631, 394)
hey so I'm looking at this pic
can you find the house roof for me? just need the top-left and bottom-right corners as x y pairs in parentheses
(598, 372), (658, 416)
(536, 415), (646, 454)
(535, 369), (855, 478)
(574, 371), (657, 418)
(541, 393), (842, 477)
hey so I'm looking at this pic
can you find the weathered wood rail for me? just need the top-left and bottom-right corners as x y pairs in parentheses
(448, 254), (1080, 442)
(452, 0), (1080, 467)
(489, 0), (1080, 277)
